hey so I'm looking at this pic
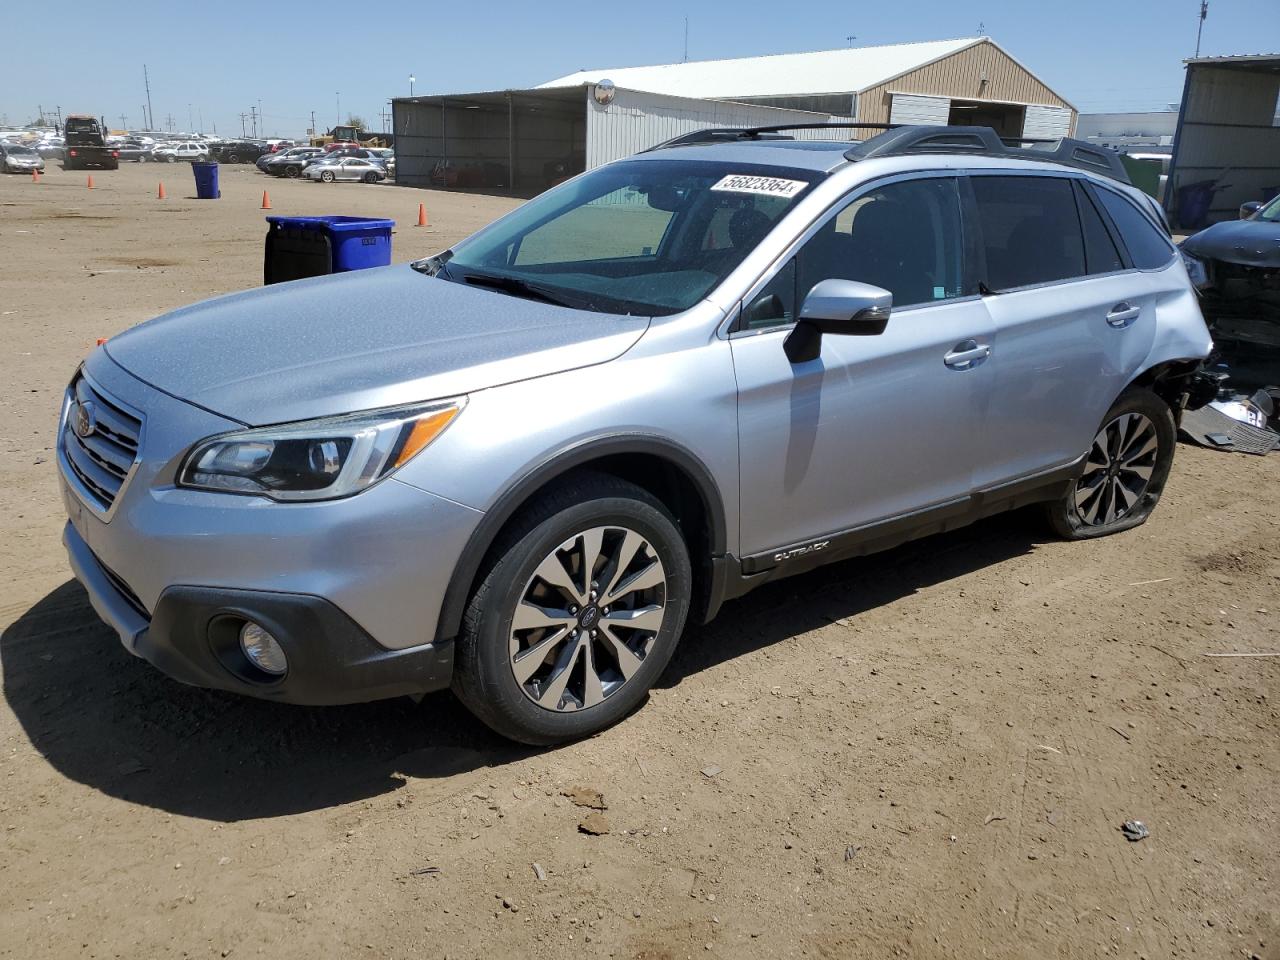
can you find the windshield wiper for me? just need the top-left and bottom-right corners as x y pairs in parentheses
(410, 250), (453, 277)
(453, 269), (583, 309)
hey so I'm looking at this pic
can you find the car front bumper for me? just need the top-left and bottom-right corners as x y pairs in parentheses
(58, 351), (484, 704)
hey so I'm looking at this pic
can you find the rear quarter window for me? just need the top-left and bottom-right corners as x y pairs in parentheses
(970, 175), (1086, 289)
(1092, 187), (1175, 270)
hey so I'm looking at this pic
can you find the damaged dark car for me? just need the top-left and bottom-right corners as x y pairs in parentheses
(1178, 194), (1280, 451)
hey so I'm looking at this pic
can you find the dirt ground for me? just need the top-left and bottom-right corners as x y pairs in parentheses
(1, 161), (1277, 960)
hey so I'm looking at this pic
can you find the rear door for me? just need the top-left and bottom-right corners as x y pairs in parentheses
(966, 173), (1157, 489)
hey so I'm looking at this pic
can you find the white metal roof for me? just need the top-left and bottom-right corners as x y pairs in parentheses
(538, 37), (982, 99)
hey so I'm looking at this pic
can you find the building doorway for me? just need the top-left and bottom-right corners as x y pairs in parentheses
(948, 100), (1026, 137)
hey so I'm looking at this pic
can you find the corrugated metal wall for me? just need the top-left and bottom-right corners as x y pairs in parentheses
(856, 40), (1075, 135)
(1168, 63), (1280, 226)
(586, 87), (854, 169)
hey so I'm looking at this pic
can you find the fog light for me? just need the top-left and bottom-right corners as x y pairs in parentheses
(239, 622), (287, 676)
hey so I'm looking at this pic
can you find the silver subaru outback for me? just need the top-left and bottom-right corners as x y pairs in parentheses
(58, 125), (1212, 744)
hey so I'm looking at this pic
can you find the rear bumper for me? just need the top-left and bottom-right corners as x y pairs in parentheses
(64, 522), (454, 705)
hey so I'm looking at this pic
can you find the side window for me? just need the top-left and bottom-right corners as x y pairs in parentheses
(742, 258), (796, 330)
(1074, 182), (1125, 275)
(971, 176), (1085, 289)
(796, 177), (964, 308)
(1093, 187), (1176, 270)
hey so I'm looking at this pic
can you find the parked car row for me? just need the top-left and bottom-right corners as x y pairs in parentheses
(254, 144), (395, 183)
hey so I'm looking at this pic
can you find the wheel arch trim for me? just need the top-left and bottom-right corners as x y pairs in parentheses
(433, 434), (727, 645)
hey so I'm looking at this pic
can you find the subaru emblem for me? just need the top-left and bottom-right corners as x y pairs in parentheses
(73, 400), (97, 439)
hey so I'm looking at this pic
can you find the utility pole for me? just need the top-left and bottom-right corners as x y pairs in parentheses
(165, 112), (174, 132)
(846, 34), (856, 47)
(257, 99), (263, 137)
(143, 64), (154, 131)
(310, 110), (316, 137)
(198, 108), (203, 133)
(1194, 1), (1209, 57)
(379, 104), (392, 133)
(239, 112), (248, 137)
(187, 103), (193, 133)
(38, 103), (45, 125)
(250, 105), (257, 138)
(336, 92), (341, 128)
(141, 106), (148, 131)
(683, 17), (689, 62)
(409, 74), (415, 97)
(119, 113), (128, 130)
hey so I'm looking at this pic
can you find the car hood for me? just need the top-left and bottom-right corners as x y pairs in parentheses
(1182, 218), (1280, 268)
(104, 265), (650, 425)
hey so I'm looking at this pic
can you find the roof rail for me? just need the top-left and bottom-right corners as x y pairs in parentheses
(642, 122), (894, 153)
(843, 125), (1131, 184)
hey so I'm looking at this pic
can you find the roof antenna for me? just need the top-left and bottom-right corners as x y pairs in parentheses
(683, 17), (689, 62)
(1194, 1), (1208, 58)
(977, 21), (985, 36)
(846, 34), (856, 47)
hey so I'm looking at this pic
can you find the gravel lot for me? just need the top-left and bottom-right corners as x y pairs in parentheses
(1, 161), (1277, 960)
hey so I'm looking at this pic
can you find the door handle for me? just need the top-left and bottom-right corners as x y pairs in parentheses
(1106, 303), (1141, 327)
(943, 340), (991, 370)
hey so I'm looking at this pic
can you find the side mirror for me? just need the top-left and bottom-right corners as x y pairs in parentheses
(783, 279), (893, 364)
(1239, 201), (1263, 220)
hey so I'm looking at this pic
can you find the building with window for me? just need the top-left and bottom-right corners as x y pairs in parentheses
(391, 37), (1076, 192)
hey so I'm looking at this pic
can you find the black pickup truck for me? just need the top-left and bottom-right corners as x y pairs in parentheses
(62, 115), (119, 170)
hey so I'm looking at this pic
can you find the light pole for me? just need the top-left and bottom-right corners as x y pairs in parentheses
(409, 74), (415, 97)
(336, 92), (341, 129)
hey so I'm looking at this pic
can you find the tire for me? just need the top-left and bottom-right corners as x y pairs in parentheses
(320, 170), (335, 183)
(285, 166), (300, 178)
(166, 155), (176, 163)
(453, 472), (693, 745)
(1044, 388), (1176, 540)
(363, 171), (378, 183)
(139, 154), (148, 163)
(227, 153), (240, 163)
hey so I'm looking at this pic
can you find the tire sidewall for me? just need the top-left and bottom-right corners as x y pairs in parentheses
(1053, 389), (1176, 539)
(458, 490), (692, 745)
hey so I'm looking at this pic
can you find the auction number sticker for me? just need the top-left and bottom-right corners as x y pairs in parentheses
(710, 174), (808, 198)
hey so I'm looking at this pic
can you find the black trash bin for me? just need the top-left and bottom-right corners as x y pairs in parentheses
(263, 215), (395, 285)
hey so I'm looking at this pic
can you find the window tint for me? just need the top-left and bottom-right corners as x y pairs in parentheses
(513, 185), (676, 265)
(796, 177), (964, 309)
(971, 176), (1084, 289)
(742, 258), (796, 330)
(1075, 183), (1125, 274)
(1093, 187), (1175, 270)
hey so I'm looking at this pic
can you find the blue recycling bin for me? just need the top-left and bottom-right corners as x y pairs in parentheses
(191, 161), (220, 200)
(263, 215), (395, 284)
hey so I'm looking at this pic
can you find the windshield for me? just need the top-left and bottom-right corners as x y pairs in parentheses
(440, 158), (823, 316)
(7, 144), (35, 155)
(1254, 194), (1280, 222)
(66, 119), (98, 132)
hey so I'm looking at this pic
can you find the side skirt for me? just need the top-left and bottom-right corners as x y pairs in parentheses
(705, 458), (1081, 618)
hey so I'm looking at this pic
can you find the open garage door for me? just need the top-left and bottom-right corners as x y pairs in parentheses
(889, 94), (950, 126)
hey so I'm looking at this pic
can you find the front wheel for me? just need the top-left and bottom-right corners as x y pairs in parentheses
(320, 170), (335, 183)
(453, 473), (692, 745)
(285, 166), (300, 178)
(1044, 389), (1176, 540)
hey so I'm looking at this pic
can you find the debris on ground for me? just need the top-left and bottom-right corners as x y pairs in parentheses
(561, 786), (607, 810)
(843, 845), (860, 861)
(408, 866), (441, 877)
(531, 862), (546, 881)
(1120, 820), (1150, 842)
(983, 813), (1006, 825)
(578, 812), (612, 835)
(700, 765), (722, 779)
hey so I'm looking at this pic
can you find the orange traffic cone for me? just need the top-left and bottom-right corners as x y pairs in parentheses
(416, 203), (428, 227)
(261, 190), (272, 210)
(157, 182), (167, 200)
(86, 175), (95, 189)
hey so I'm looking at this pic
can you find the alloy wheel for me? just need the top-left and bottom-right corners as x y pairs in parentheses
(509, 525), (667, 712)
(1074, 412), (1158, 525)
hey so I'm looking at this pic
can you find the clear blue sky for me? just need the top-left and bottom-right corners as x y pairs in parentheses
(3, 0), (1276, 136)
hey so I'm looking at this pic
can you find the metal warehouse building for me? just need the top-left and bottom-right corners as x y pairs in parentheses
(391, 36), (1076, 192)
(1165, 53), (1280, 228)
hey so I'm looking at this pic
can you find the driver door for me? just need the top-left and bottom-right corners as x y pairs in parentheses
(731, 175), (995, 564)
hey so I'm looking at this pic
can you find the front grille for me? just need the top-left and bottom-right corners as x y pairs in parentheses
(61, 372), (144, 513)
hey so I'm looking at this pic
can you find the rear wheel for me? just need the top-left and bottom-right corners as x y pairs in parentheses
(453, 473), (692, 745)
(285, 166), (300, 178)
(320, 170), (335, 183)
(1044, 389), (1176, 540)
(363, 171), (378, 183)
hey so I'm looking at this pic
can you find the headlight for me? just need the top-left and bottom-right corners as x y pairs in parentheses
(179, 399), (463, 501)
(1179, 248), (1210, 289)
